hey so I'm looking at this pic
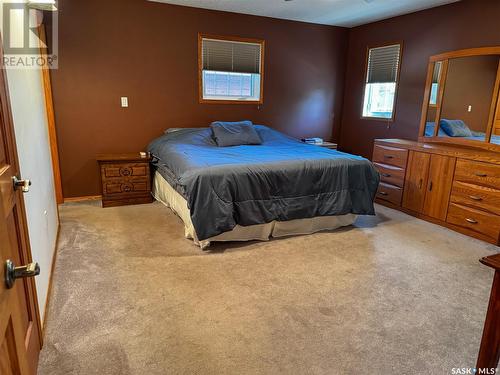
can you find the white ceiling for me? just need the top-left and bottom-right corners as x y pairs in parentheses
(148, 0), (460, 27)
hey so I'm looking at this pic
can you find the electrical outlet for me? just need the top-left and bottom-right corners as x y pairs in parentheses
(121, 97), (129, 108)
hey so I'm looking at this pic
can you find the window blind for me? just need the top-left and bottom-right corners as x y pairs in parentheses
(366, 44), (401, 84)
(202, 38), (261, 74)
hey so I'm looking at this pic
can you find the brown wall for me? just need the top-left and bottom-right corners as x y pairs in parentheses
(441, 55), (499, 132)
(339, 0), (500, 158)
(51, 0), (348, 198)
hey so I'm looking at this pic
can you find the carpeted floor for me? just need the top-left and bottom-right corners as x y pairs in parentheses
(38, 201), (498, 375)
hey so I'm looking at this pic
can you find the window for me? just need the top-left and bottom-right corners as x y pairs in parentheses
(199, 34), (264, 104)
(362, 43), (402, 120)
(429, 83), (439, 105)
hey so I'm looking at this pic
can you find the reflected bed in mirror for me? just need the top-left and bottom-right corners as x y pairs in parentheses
(425, 119), (500, 144)
(419, 46), (500, 150)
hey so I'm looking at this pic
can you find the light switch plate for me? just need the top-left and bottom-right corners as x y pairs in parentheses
(467, 105), (472, 112)
(121, 97), (129, 108)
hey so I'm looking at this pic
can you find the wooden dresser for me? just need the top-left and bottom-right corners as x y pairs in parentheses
(97, 153), (153, 208)
(373, 139), (500, 245)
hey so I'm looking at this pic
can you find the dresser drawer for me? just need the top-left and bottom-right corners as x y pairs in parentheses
(447, 203), (500, 241)
(375, 182), (403, 206)
(373, 162), (405, 188)
(373, 145), (408, 169)
(104, 179), (149, 195)
(102, 163), (148, 179)
(450, 181), (500, 216)
(454, 159), (500, 189)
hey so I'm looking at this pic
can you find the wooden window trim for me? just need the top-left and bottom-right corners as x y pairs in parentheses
(198, 33), (265, 105)
(360, 41), (404, 122)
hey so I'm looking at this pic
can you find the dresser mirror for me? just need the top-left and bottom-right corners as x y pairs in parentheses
(419, 47), (500, 150)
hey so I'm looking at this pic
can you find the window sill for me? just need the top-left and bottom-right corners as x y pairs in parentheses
(199, 98), (263, 105)
(360, 115), (395, 122)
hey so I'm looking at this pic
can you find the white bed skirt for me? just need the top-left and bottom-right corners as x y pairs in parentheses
(152, 171), (357, 249)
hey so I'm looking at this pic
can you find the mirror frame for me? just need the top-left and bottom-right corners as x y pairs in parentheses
(418, 46), (500, 152)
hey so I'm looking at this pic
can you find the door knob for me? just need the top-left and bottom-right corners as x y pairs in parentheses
(12, 176), (31, 193)
(4, 260), (40, 289)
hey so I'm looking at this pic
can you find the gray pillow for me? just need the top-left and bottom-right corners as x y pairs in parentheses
(210, 121), (262, 147)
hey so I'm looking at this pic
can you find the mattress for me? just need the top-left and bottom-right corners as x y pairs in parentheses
(152, 171), (357, 249)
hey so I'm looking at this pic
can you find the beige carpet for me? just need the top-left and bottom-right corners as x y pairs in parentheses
(38, 201), (498, 375)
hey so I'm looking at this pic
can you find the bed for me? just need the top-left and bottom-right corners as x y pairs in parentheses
(147, 125), (379, 249)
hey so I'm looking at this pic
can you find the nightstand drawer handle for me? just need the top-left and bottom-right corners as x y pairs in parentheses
(378, 191), (388, 196)
(474, 172), (487, 177)
(121, 183), (133, 193)
(120, 167), (132, 176)
(384, 155), (394, 159)
(381, 173), (391, 178)
(468, 195), (482, 201)
(465, 218), (478, 224)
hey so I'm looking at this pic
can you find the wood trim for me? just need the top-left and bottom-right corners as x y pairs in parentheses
(63, 195), (102, 203)
(360, 41), (403, 123)
(433, 59), (449, 136)
(418, 62), (436, 138)
(38, 25), (63, 204)
(198, 33), (265, 105)
(485, 60), (500, 143)
(42, 223), (60, 334)
(430, 46), (500, 62)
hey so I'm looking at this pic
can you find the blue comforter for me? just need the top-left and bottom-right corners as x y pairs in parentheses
(148, 126), (379, 240)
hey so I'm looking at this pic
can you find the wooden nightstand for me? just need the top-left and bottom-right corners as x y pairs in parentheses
(97, 153), (153, 208)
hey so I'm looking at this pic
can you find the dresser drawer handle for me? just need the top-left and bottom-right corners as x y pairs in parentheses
(120, 167), (132, 176)
(384, 155), (394, 159)
(468, 195), (482, 201)
(465, 218), (478, 224)
(378, 191), (388, 196)
(474, 172), (487, 177)
(381, 173), (391, 178)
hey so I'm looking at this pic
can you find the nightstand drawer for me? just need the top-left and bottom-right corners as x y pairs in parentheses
(97, 153), (153, 208)
(104, 179), (149, 195)
(102, 163), (148, 178)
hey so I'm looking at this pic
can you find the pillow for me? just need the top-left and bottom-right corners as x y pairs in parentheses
(424, 122), (436, 137)
(210, 121), (262, 147)
(439, 119), (473, 137)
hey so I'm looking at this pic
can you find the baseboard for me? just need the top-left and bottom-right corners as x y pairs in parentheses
(42, 222), (61, 336)
(63, 195), (102, 203)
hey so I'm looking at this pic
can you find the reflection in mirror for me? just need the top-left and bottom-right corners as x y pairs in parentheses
(437, 55), (500, 144)
(429, 61), (442, 105)
(424, 61), (443, 137)
(493, 88), (500, 143)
